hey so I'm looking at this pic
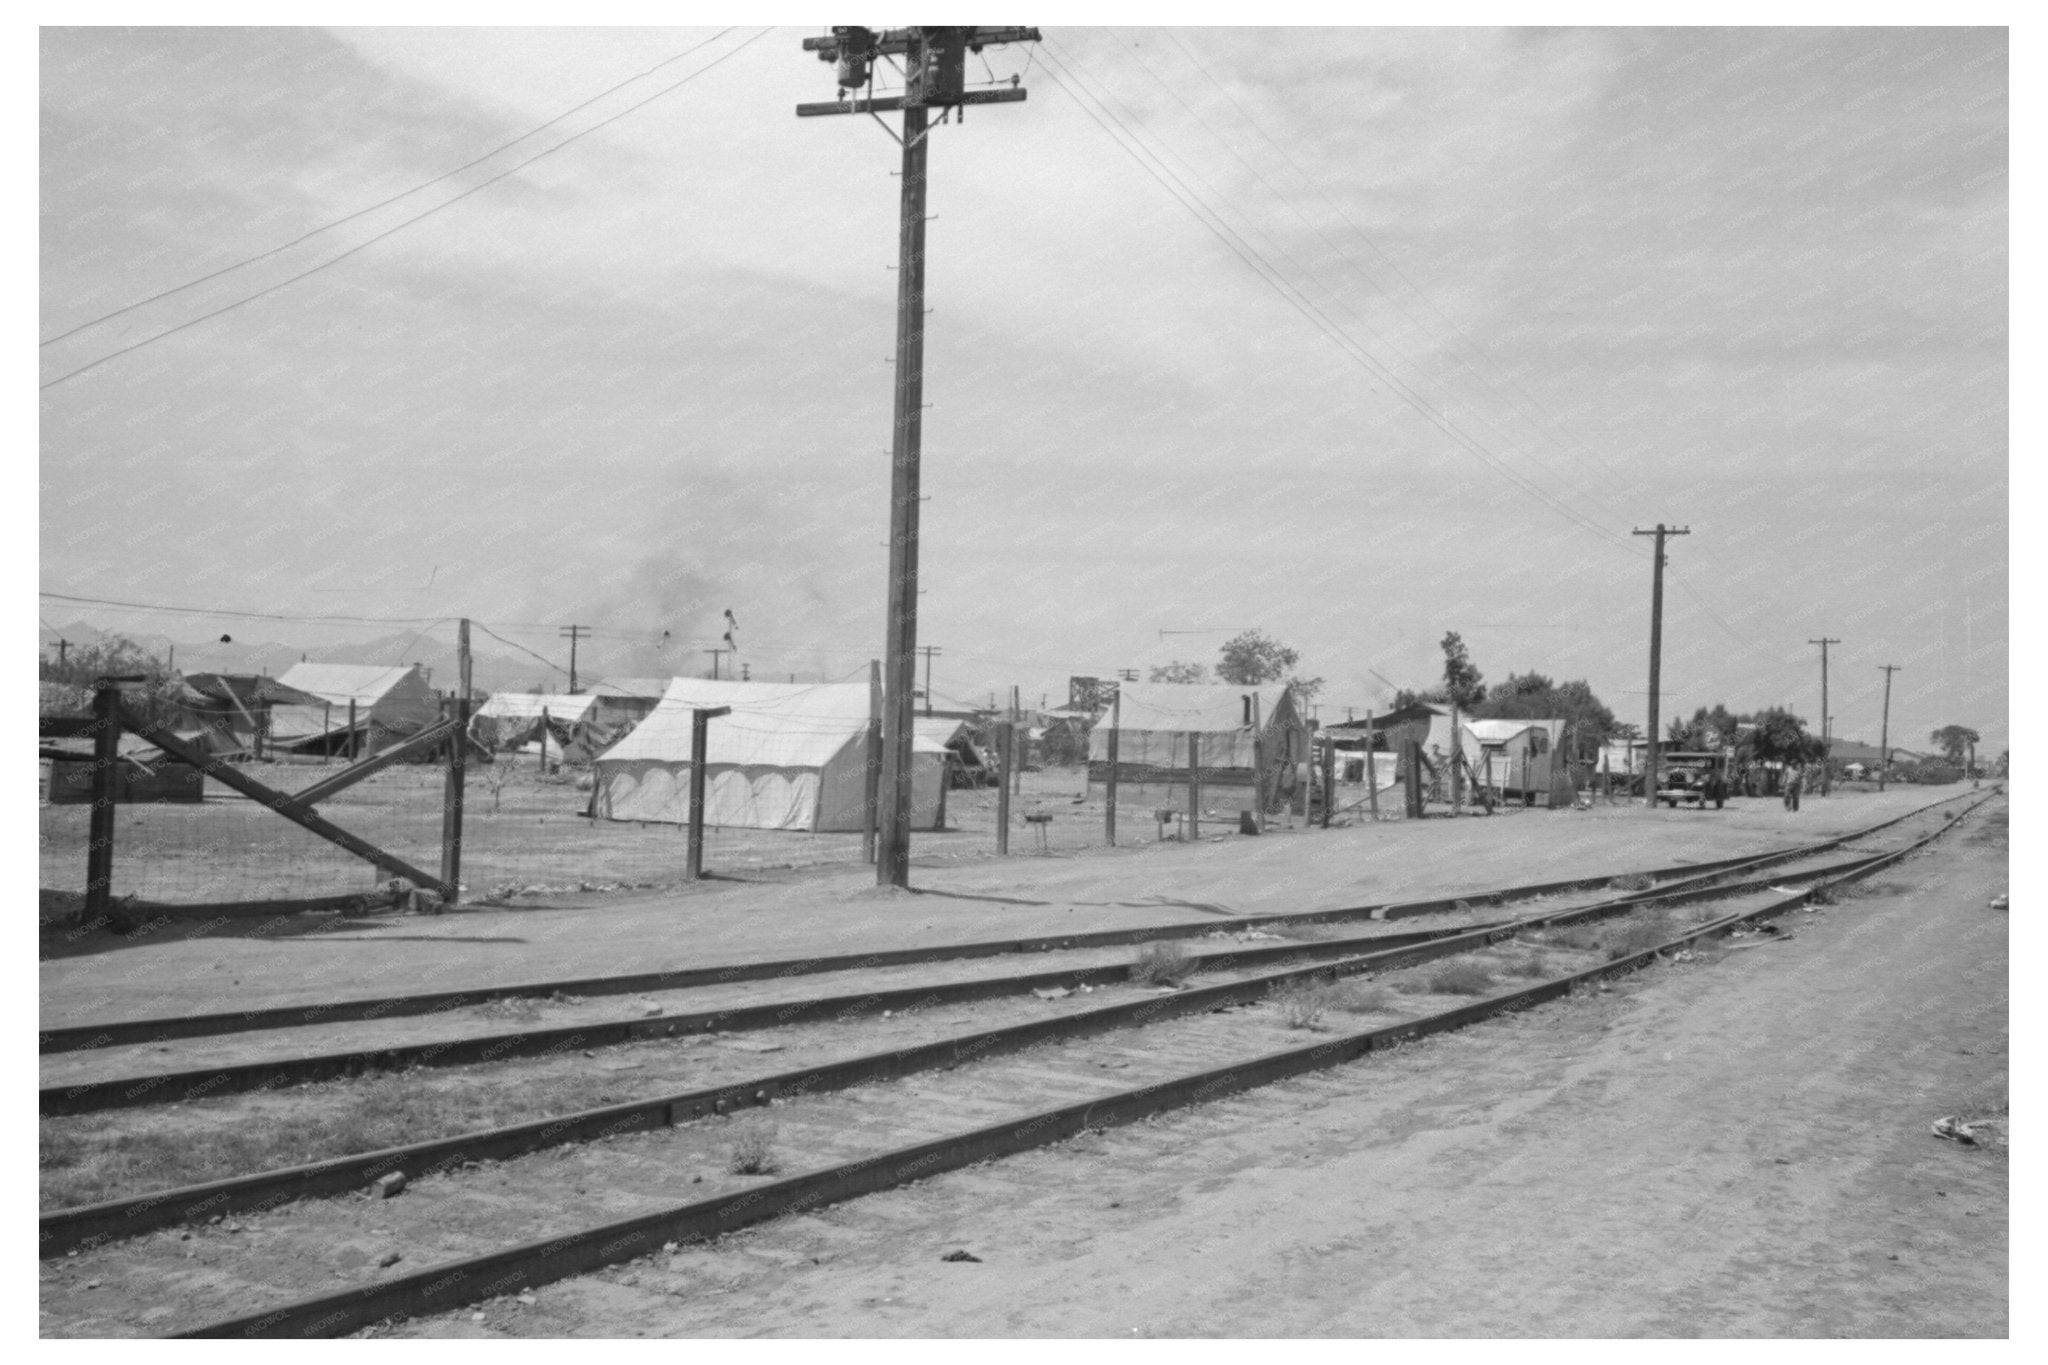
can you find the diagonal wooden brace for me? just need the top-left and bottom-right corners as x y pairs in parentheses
(116, 706), (452, 898)
(291, 718), (460, 807)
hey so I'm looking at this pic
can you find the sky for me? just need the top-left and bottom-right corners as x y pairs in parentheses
(37, 23), (2009, 753)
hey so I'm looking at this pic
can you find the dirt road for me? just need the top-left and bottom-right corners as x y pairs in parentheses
(390, 800), (2007, 1338)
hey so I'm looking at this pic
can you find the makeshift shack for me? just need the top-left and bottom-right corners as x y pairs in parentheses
(1086, 682), (1311, 816)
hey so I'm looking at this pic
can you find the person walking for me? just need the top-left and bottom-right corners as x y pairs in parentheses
(1784, 762), (1804, 812)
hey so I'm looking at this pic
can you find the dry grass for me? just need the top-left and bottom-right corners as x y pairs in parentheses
(1330, 981), (1399, 1015)
(1499, 948), (1552, 979)
(1608, 873), (1655, 893)
(1532, 923), (1602, 952)
(1425, 960), (1496, 996)
(1130, 940), (1197, 987)
(726, 1122), (780, 1176)
(1602, 912), (1684, 962)
(1269, 979), (1337, 1030)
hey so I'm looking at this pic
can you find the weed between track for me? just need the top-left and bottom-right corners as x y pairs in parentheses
(726, 1122), (780, 1176)
(1130, 940), (1196, 987)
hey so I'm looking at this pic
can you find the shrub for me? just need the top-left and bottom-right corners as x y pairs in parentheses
(727, 1123), (780, 1176)
(1602, 913), (1681, 962)
(1130, 940), (1196, 987)
(1269, 979), (1335, 1030)
(1535, 923), (1602, 952)
(1425, 961), (1495, 996)
(1331, 981), (1398, 1014)
(1607, 873), (1655, 893)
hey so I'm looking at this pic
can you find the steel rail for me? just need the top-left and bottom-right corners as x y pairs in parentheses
(167, 788), (1999, 1338)
(40, 841), (1918, 1253)
(40, 798), (1965, 1119)
(36, 835), (1895, 1119)
(38, 788), (1978, 1055)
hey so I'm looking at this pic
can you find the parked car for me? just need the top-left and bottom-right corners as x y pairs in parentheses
(1656, 750), (1732, 809)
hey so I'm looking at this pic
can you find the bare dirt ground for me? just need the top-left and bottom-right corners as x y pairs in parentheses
(39, 784), (1967, 1027)
(368, 798), (2007, 1339)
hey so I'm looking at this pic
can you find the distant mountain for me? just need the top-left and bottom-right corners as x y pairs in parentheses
(37, 619), (575, 696)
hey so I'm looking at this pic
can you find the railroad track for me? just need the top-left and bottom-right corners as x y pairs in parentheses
(39, 834), (1922, 1117)
(39, 785), (1971, 1057)
(38, 789), (1997, 1339)
(38, 790), (1979, 1120)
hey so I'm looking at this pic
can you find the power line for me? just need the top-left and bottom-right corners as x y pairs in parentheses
(40, 27), (775, 391)
(1035, 39), (1637, 563)
(39, 29), (739, 349)
(1106, 30), (1627, 517)
(1159, 28), (1635, 492)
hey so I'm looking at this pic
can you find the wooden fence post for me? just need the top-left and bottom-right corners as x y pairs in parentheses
(1320, 733), (1334, 828)
(347, 699), (358, 762)
(1104, 688), (1120, 847)
(84, 679), (126, 920)
(1365, 710), (1381, 823)
(439, 618), (471, 905)
(1187, 731), (1201, 841)
(1403, 739), (1425, 819)
(1251, 693), (1266, 834)
(863, 660), (881, 863)
(996, 721), (1012, 855)
(686, 706), (730, 881)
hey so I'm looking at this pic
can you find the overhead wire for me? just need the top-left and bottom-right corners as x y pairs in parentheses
(1035, 37), (1639, 563)
(1105, 30), (1625, 520)
(39, 28), (740, 349)
(1159, 28), (1636, 491)
(40, 26), (776, 391)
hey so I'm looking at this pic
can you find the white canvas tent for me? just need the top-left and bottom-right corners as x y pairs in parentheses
(470, 692), (605, 759)
(590, 679), (945, 831)
(270, 663), (440, 755)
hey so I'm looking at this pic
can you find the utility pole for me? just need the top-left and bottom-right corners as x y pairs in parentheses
(1877, 664), (1900, 792)
(1632, 524), (1690, 807)
(558, 625), (589, 693)
(917, 645), (942, 716)
(1809, 637), (1840, 796)
(704, 647), (729, 680)
(800, 25), (1040, 888)
(56, 638), (71, 669)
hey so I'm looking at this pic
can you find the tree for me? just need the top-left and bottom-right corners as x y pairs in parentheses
(1665, 703), (1745, 753)
(1438, 632), (1485, 710)
(1214, 630), (1323, 703)
(1150, 660), (1208, 685)
(40, 635), (186, 731)
(1750, 707), (1826, 766)
(1930, 725), (1980, 765)
(1473, 672), (1620, 760)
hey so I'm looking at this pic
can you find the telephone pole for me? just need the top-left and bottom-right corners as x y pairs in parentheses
(800, 25), (1040, 888)
(917, 645), (942, 716)
(1877, 664), (1901, 792)
(1809, 637), (1840, 795)
(704, 647), (729, 680)
(558, 625), (589, 693)
(1632, 524), (1689, 808)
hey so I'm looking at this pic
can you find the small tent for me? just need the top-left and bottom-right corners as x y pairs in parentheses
(271, 663), (440, 756)
(590, 678), (945, 831)
(1087, 682), (1310, 814)
(469, 691), (608, 761)
(915, 716), (994, 787)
